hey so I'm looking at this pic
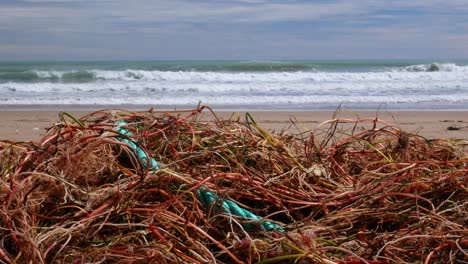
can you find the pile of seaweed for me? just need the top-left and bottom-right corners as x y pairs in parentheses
(1, 106), (467, 263)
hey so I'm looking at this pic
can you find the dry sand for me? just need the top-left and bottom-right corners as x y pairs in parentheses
(1, 110), (467, 142)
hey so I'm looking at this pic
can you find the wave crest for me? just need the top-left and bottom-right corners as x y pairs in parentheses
(399, 63), (467, 72)
(1, 62), (468, 84)
(0, 70), (96, 83)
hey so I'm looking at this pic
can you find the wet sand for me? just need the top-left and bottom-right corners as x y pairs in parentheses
(1, 110), (467, 142)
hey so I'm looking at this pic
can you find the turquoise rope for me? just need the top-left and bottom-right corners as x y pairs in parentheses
(116, 120), (160, 170)
(196, 188), (284, 232)
(115, 122), (282, 232)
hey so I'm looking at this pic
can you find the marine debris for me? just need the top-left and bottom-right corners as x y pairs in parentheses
(1, 106), (467, 263)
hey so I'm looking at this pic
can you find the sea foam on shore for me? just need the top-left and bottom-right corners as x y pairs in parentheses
(1, 61), (468, 110)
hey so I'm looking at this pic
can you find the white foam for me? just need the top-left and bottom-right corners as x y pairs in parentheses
(397, 63), (468, 72)
(3, 93), (468, 106)
(2, 68), (468, 109)
(28, 66), (468, 83)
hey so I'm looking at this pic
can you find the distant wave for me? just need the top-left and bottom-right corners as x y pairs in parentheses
(211, 61), (314, 72)
(1, 60), (468, 110)
(2, 62), (468, 83)
(1, 66), (468, 84)
(0, 70), (96, 83)
(2, 70), (467, 104)
(397, 63), (468, 72)
(0, 63), (313, 83)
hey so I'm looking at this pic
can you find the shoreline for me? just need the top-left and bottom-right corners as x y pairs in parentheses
(1, 109), (467, 142)
(2, 104), (468, 112)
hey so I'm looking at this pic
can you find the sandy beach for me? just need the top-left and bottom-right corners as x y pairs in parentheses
(1, 109), (467, 142)
(3, 1), (468, 262)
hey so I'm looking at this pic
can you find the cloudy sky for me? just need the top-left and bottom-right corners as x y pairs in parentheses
(1, 0), (467, 60)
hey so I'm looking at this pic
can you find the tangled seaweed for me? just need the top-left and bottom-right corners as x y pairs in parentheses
(1, 106), (467, 263)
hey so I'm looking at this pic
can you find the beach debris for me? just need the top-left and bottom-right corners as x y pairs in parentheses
(0, 106), (467, 263)
(447, 125), (468, 131)
(197, 187), (285, 232)
(115, 120), (160, 170)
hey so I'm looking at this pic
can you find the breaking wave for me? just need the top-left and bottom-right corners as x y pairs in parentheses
(1, 61), (468, 110)
(398, 63), (468, 72)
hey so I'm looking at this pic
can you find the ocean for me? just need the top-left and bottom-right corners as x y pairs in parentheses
(1, 60), (468, 111)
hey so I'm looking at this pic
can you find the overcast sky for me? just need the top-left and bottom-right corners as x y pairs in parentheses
(1, 0), (467, 60)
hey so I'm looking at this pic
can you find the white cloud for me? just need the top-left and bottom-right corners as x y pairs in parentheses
(0, 0), (467, 59)
(0, 44), (117, 60)
(2, 0), (467, 28)
(0, 1), (371, 25)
